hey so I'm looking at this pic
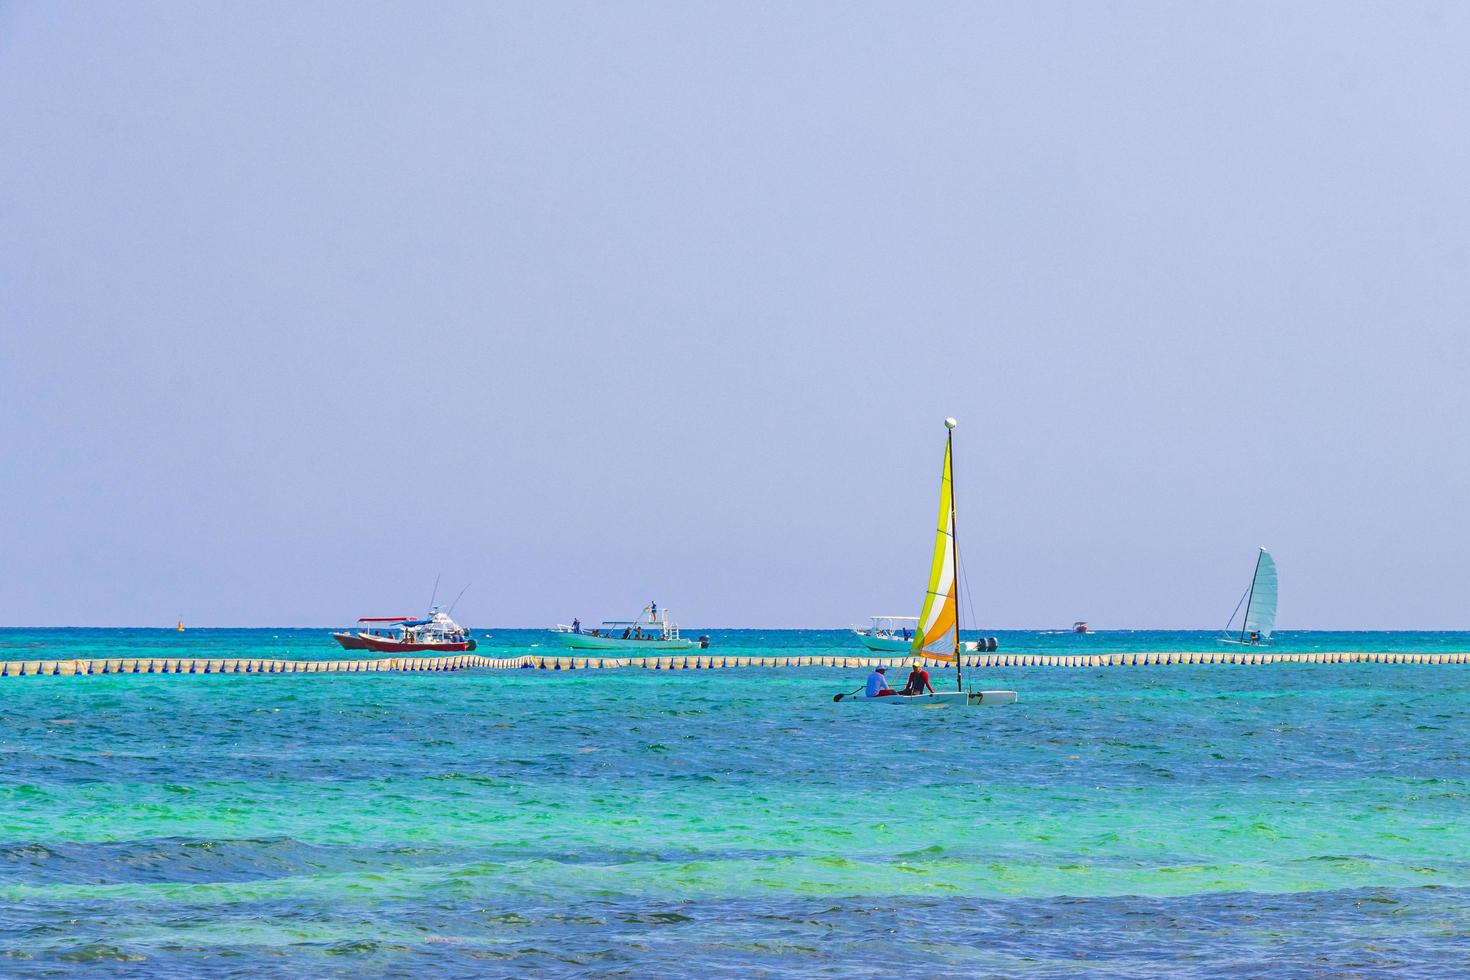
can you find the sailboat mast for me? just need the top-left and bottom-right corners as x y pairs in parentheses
(1240, 549), (1263, 643)
(947, 422), (963, 693)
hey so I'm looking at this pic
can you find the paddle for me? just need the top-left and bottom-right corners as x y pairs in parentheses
(832, 687), (864, 702)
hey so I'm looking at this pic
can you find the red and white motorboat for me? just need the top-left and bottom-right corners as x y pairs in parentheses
(332, 617), (416, 651)
(352, 608), (477, 653)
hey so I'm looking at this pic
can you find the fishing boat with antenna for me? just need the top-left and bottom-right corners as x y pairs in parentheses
(354, 606), (477, 653)
(835, 418), (1016, 708)
(1219, 547), (1278, 645)
(549, 602), (707, 651)
(334, 578), (476, 653)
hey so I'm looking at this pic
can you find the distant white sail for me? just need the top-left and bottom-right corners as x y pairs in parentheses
(1242, 549), (1278, 640)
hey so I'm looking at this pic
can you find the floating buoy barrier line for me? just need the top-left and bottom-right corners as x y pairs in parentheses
(0, 650), (1467, 678)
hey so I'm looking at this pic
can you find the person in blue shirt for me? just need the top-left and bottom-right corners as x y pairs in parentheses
(865, 666), (898, 698)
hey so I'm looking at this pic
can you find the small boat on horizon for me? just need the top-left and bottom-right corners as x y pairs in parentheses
(550, 603), (708, 651)
(1219, 547), (1278, 646)
(1039, 622), (1093, 636)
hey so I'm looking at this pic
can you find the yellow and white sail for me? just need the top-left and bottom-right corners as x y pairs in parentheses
(912, 438), (957, 659)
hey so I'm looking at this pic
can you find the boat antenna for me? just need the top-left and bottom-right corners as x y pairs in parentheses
(945, 417), (963, 693)
(447, 583), (470, 615)
(427, 573), (441, 614)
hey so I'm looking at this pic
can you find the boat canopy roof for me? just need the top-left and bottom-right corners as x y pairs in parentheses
(871, 615), (919, 623)
(358, 616), (412, 623)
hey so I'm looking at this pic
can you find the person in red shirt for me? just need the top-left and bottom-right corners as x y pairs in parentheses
(902, 662), (935, 695)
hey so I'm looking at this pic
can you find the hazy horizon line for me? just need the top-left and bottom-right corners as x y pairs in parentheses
(1, 624), (1465, 633)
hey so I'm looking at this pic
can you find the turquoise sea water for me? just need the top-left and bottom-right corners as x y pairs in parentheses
(2, 629), (1469, 976)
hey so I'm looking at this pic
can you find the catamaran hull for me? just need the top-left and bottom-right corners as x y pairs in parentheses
(842, 690), (1017, 707)
(854, 632), (915, 653)
(553, 633), (694, 652)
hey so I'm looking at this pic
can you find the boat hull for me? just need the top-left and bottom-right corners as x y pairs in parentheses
(356, 635), (476, 653)
(841, 690), (1017, 707)
(331, 631), (371, 650)
(553, 632), (693, 652)
(854, 631), (915, 653)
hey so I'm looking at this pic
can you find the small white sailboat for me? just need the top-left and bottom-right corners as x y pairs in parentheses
(836, 418), (1016, 708)
(1219, 548), (1278, 645)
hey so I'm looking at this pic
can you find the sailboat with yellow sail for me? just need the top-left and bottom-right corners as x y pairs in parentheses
(836, 418), (1016, 708)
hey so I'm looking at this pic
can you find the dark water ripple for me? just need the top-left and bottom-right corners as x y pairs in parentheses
(1, 889), (1468, 978)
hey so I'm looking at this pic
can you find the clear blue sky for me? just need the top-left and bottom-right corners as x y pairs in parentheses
(2, 2), (1467, 628)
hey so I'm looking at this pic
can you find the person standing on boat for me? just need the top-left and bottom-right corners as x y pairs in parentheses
(865, 666), (897, 698)
(572, 618), (581, 634)
(902, 663), (934, 696)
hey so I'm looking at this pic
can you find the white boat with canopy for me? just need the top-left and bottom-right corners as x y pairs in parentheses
(1219, 548), (1278, 645)
(836, 418), (1016, 708)
(550, 603), (707, 651)
(852, 616), (920, 652)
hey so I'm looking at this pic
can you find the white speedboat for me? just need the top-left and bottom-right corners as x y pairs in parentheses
(852, 616), (920, 652)
(550, 604), (706, 651)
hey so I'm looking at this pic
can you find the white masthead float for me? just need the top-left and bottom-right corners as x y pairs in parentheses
(835, 418), (1016, 708)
